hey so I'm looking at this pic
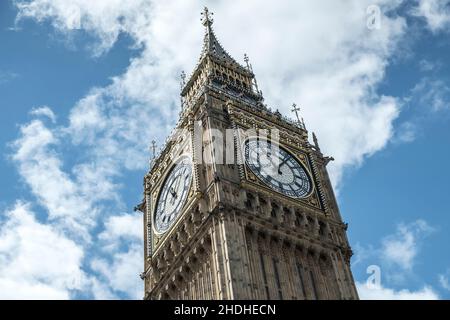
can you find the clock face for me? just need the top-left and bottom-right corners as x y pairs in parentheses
(244, 139), (312, 199)
(154, 156), (193, 234)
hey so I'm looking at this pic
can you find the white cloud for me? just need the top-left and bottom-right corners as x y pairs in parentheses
(91, 244), (143, 300)
(99, 213), (143, 250)
(418, 59), (439, 72)
(395, 121), (417, 143)
(11, 119), (103, 241)
(357, 282), (439, 300)
(91, 213), (143, 299)
(8, 0), (441, 299)
(15, 0), (153, 57)
(381, 220), (434, 270)
(30, 106), (57, 123)
(394, 76), (450, 143)
(6, 113), (144, 299)
(354, 220), (434, 271)
(0, 202), (143, 300)
(438, 270), (450, 291)
(351, 243), (375, 267)
(0, 202), (86, 299)
(411, 0), (450, 33)
(410, 78), (450, 112)
(14, 0), (409, 189)
(354, 219), (438, 299)
(0, 70), (19, 84)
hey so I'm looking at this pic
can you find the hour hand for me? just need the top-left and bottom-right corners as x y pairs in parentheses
(170, 187), (178, 203)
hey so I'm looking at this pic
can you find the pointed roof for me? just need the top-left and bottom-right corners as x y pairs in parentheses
(199, 7), (248, 73)
(181, 8), (254, 97)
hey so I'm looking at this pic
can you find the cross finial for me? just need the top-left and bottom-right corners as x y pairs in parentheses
(243, 53), (252, 71)
(151, 140), (157, 159)
(201, 7), (214, 27)
(180, 71), (186, 110)
(291, 103), (301, 123)
(180, 70), (186, 86)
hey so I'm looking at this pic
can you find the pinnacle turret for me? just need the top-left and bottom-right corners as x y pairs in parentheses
(199, 7), (246, 71)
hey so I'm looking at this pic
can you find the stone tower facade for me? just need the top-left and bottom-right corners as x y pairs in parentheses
(140, 8), (358, 300)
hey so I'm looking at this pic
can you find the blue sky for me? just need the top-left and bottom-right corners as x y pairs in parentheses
(0, 0), (449, 299)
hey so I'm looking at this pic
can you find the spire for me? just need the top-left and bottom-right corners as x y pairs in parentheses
(244, 53), (261, 94)
(312, 132), (320, 151)
(181, 8), (260, 101)
(244, 53), (251, 71)
(180, 70), (186, 87)
(149, 140), (158, 169)
(150, 140), (157, 159)
(199, 7), (245, 70)
(201, 6), (214, 28)
(291, 103), (301, 123)
(180, 71), (186, 110)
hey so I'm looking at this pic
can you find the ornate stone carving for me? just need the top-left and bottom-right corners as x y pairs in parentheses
(142, 8), (358, 300)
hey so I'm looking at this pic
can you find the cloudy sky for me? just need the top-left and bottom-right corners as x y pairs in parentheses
(0, 0), (449, 299)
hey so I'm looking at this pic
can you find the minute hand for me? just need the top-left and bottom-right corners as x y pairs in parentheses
(173, 173), (183, 195)
(277, 156), (290, 174)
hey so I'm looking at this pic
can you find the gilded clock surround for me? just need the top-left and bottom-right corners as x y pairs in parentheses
(152, 155), (194, 235)
(243, 138), (314, 198)
(231, 102), (325, 213)
(138, 8), (358, 300)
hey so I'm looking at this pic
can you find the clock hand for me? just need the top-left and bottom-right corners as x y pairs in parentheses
(257, 152), (277, 175)
(277, 156), (289, 175)
(169, 187), (178, 205)
(174, 172), (183, 193)
(263, 150), (282, 170)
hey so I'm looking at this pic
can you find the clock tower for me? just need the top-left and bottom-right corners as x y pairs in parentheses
(140, 8), (359, 300)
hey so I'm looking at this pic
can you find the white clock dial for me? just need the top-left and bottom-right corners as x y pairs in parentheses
(244, 139), (312, 198)
(154, 156), (193, 233)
